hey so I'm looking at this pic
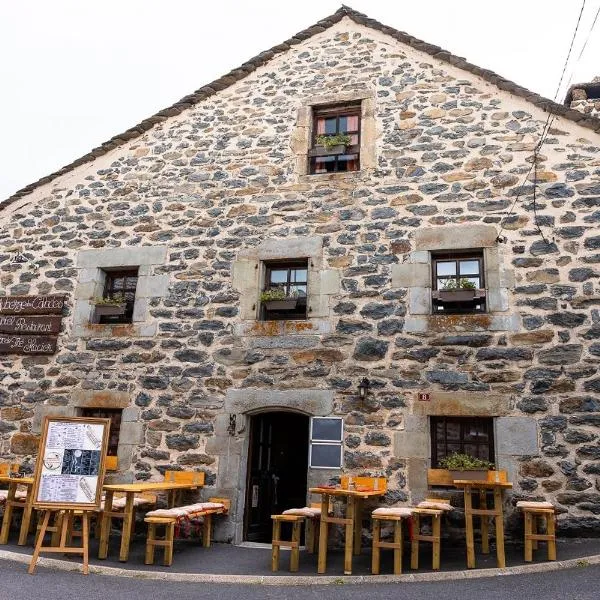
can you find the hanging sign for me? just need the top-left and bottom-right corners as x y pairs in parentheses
(0, 294), (66, 315)
(0, 334), (58, 354)
(32, 416), (110, 509)
(0, 295), (65, 354)
(0, 315), (62, 335)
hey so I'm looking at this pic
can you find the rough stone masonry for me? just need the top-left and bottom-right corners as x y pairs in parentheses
(1, 11), (600, 541)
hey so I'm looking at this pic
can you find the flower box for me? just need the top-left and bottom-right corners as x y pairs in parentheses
(93, 304), (126, 318)
(308, 144), (347, 157)
(263, 299), (298, 311)
(432, 289), (486, 302)
(449, 469), (490, 482)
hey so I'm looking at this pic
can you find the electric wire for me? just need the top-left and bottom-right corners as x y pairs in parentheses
(497, 0), (591, 241)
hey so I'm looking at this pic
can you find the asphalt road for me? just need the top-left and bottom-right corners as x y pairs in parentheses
(0, 561), (598, 600)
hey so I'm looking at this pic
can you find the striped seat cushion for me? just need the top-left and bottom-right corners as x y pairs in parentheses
(145, 507), (190, 519)
(111, 496), (156, 509)
(417, 501), (453, 511)
(372, 507), (413, 517)
(183, 502), (224, 513)
(516, 501), (554, 510)
(282, 507), (320, 518)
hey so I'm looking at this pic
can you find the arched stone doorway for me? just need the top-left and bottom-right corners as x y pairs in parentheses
(208, 388), (334, 544)
(243, 411), (309, 542)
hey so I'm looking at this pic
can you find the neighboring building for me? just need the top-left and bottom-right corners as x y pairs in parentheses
(1, 7), (600, 543)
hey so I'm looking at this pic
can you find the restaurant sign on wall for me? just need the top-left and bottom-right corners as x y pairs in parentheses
(0, 295), (66, 354)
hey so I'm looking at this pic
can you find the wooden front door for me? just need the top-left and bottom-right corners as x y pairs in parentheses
(244, 411), (309, 542)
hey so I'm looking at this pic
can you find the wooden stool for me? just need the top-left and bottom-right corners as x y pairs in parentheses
(516, 501), (556, 562)
(371, 507), (412, 575)
(271, 514), (302, 572)
(410, 498), (453, 570)
(281, 505), (321, 554)
(145, 517), (176, 566)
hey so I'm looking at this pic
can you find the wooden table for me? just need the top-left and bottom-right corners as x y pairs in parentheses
(0, 476), (35, 546)
(453, 479), (513, 568)
(99, 481), (202, 562)
(309, 486), (385, 575)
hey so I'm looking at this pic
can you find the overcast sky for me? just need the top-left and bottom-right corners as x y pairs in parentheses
(1, 0), (599, 201)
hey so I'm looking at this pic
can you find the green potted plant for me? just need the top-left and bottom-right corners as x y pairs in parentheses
(433, 278), (485, 302)
(93, 293), (127, 318)
(309, 133), (352, 157)
(439, 452), (495, 482)
(260, 288), (298, 310)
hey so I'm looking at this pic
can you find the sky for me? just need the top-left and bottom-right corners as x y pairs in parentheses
(0, 0), (599, 201)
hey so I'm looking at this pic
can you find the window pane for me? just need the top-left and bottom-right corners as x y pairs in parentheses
(346, 115), (359, 131)
(446, 422), (460, 441)
(459, 260), (480, 275)
(290, 285), (307, 296)
(316, 118), (326, 135)
(324, 117), (337, 135)
(437, 278), (457, 290)
(310, 444), (342, 469)
(312, 417), (343, 441)
(290, 269), (307, 283)
(314, 156), (335, 173)
(463, 277), (480, 288)
(349, 133), (359, 146)
(337, 154), (359, 172)
(436, 262), (456, 276)
(269, 270), (288, 284)
(464, 423), (489, 441)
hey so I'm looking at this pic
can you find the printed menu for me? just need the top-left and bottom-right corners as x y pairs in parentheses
(35, 420), (107, 506)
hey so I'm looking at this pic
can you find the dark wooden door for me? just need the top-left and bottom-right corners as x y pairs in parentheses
(244, 412), (309, 542)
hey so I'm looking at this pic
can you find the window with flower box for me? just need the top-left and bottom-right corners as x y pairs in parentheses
(309, 103), (360, 174)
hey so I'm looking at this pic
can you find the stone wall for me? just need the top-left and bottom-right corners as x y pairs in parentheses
(1, 17), (600, 537)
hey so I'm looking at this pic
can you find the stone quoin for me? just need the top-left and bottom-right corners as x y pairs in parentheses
(1, 6), (600, 544)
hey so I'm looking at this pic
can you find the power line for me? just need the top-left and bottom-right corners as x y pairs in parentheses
(497, 0), (590, 242)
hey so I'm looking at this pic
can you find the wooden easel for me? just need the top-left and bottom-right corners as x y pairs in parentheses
(28, 416), (111, 575)
(29, 508), (92, 574)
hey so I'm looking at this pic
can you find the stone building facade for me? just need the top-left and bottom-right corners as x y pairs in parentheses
(1, 7), (600, 542)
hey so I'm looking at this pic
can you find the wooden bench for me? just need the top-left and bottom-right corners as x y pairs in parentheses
(371, 507), (413, 575)
(144, 497), (230, 566)
(271, 504), (322, 572)
(410, 498), (453, 570)
(516, 501), (556, 562)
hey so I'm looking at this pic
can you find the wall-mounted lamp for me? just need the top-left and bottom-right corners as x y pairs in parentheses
(227, 414), (237, 437)
(358, 377), (370, 400)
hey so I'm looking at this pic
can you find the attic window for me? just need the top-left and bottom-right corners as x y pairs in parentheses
(309, 103), (360, 174)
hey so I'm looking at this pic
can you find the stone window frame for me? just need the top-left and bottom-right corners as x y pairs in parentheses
(232, 236), (340, 334)
(260, 258), (309, 321)
(73, 246), (169, 338)
(430, 415), (495, 467)
(293, 90), (377, 181)
(391, 225), (518, 332)
(394, 393), (538, 503)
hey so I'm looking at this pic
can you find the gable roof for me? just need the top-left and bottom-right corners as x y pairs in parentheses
(4, 5), (600, 209)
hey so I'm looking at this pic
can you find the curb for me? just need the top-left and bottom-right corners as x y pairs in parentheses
(0, 549), (599, 584)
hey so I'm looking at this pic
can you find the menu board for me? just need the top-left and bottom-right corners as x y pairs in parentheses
(33, 417), (110, 509)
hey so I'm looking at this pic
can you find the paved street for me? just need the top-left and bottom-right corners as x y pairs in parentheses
(0, 561), (598, 600)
